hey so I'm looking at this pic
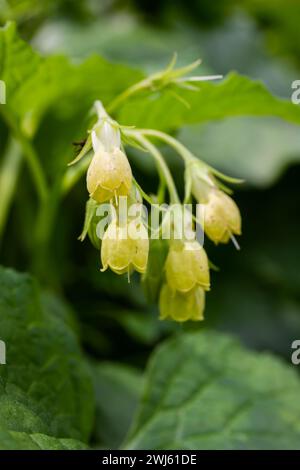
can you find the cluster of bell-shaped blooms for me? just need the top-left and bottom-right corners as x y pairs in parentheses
(83, 103), (241, 323)
(158, 158), (241, 322)
(86, 107), (149, 278)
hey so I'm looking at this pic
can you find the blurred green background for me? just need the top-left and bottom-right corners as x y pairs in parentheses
(1, 0), (300, 449)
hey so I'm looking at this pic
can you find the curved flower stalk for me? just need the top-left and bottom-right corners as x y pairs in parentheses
(125, 128), (242, 247)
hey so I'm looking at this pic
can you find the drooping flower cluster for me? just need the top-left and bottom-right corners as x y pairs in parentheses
(70, 59), (242, 323)
(84, 102), (149, 278)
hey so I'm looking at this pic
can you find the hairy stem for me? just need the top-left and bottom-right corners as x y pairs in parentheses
(107, 78), (151, 114)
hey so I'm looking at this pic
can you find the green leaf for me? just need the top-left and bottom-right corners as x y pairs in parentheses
(0, 22), (143, 137)
(0, 266), (94, 442)
(124, 331), (300, 450)
(2, 22), (300, 141)
(118, 72), (300, 130)
(0, 425), (87, 450)
(92, 362), (143, 448)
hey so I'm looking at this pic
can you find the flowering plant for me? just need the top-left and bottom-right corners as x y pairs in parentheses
(2, 7), (300, 451)
(69, 59), (242, 322)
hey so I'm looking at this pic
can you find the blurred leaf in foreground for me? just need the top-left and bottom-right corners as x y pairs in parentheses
(124, 331), (300, 449)
(0, 266), (94, 442)
(0, 426), (87, 450)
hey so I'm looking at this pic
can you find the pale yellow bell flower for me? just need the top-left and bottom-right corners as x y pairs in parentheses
(87, 148), (132, 203)
(159, 284), (205, 322)
(101, 218), (149, 275)
(203, 189), (241, 244)
(165, 240), (210, 292)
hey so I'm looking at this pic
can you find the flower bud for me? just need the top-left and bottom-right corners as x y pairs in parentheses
(87, 148), (132, 203)
(92, 101), (121, 152)
(159, 284), (205, 322)
(165, 240), (210, 292)
(203, 189), (241, 244)
(101, 218), (149, 275)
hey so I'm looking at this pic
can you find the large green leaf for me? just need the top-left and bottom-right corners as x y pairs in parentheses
(124, 331), (300, 450)
(2, 21), (300, 139)
(1, 21), (300, 194)
(0, 20), (144, 194)
(118, 72), (300, 130)
(0, 22), (143, 137)
(0, 425), (87, 450)
(0, 266), (94, 442)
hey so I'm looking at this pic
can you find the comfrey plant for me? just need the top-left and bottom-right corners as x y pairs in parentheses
(70, 57), (242, 322)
